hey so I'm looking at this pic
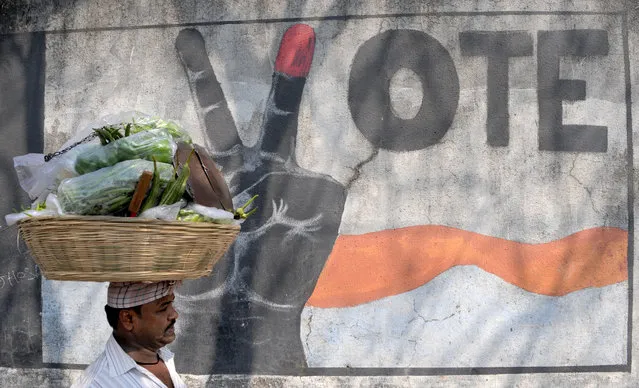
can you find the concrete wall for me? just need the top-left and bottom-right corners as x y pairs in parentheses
(1, 0), (638, 386)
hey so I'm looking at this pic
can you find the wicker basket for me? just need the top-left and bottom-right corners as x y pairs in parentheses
(17, 215), (240, 282)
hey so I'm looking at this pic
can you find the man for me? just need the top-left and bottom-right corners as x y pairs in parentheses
(72, 281), (186, 388)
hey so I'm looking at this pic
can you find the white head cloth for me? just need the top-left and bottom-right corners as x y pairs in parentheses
(107, 281), (179, 308)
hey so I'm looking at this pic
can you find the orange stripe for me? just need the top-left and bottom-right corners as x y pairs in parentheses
(306, 226), (628, 308)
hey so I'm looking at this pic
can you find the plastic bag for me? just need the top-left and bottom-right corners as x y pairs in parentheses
(57, 159), (175, 215)
(128, 115), (192, 144)
(11, 112), (134, 201)
(74, 128), (177, 174)
(12, 111), (190, 201)
(88, 111), (191, 143)
(4, 193), (65, 226)
(14, 142), (100, 201)
(177, 203), (241, 225)
(138, 200), (187, 221)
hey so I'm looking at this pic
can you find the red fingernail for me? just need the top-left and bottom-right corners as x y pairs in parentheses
(275, 24), (316, 78)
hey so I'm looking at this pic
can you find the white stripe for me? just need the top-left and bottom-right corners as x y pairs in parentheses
(301, 266), (628, 367)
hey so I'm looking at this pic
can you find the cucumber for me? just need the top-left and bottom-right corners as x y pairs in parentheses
(58, 159), (174, 215)
(74, 129), (175, 175)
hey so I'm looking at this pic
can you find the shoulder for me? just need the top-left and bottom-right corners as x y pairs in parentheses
(70, 353), (109, 388)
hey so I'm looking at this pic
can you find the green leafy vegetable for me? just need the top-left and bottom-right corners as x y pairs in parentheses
(139, 157), (163, 213)
(158, 149), (194, 206)
(129, 117), (192, 144)
(75, 129), (175, 175)
(58, 159), (174, 215)
(176, 209), (236, 224)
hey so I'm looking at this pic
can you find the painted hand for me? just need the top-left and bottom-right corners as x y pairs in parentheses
(172, 25), (346, 374)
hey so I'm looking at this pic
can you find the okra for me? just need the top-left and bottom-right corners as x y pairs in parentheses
(140, 157), (162, 212)
(58, 159), (174, 215)
(158, 149), (194, 206)
(95, 128), (109, 145)
(110, 127), (122, 139)
(176, 209), (236, 224)
(103, 128), (116, 142)
(234, 195), (259, 219)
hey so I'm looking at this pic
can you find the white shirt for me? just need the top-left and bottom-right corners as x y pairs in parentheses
(71, 334), (187, 388)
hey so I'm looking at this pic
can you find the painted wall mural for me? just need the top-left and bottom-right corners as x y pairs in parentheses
(0, 7), (632, 377)
(171, 24), (346, 373)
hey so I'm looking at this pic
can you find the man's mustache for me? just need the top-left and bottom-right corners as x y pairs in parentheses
(165, 320), (176, 332)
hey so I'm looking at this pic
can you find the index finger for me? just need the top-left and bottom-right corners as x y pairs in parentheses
(175, 28), (240, 152)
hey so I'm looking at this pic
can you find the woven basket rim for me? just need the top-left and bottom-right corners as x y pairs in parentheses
(17, 214), (241, 230)
(17, 214), (241, 282)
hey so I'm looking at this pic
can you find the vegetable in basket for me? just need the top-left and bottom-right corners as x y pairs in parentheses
(139, 157), (163, 213)
(176, 195), (258, 223)
(129, 116), (192, 144)
(177, 208), (235, 224)
(93, 125), (125, 145)
(174, 142), (234, 211)
(173, 142), (258, 221)
(91, 116), (192, 145)
(75, 129), (176, 174)
(159, 149), (195, 206)
(58, 159), (174, 215)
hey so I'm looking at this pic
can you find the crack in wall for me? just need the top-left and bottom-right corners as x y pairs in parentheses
(346, 147), (380, 190)
(304, 309), (313, 357)
(403, 299), (458, 337)
(407, 338), (418, 367)
(568, 156), (600, 216)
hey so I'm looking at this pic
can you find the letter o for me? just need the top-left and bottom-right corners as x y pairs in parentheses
(348, 29), (460, 151)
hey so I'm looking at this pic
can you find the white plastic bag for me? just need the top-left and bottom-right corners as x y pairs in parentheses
(188, 204), (236, 222)
(14, 142), (99, 201)
(4, 193), (65, 226)
(138, 200), (187, 221)
(139, 202), (241, 225)
(13, 111), (189, 201)
(179, 203), (241, 225)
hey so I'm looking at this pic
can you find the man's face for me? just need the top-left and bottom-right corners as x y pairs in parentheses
(131, 293), (179, 348)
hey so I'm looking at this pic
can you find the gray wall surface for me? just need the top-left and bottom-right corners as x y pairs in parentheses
(1, 0), (639, 386)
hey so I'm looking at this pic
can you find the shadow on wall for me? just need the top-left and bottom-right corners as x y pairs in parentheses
(0, 31), (45, 367)
(0, 0), (79, 370)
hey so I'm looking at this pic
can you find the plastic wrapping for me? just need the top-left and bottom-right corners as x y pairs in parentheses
(12, 111), (191, 201)
(7, 112), (253, 225)
(128, 116), (192, 144)
(138, 200), (187, 221)
(58, 159), (175, 215)
(74, 128), (177, 174)
(69, 111), (190, 144)
(178, 203), (241, 225)
(4, 193), (65, 226)
(13, 143), (100, 201)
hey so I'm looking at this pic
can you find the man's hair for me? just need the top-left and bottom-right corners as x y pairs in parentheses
(104, 304), (142, 329)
